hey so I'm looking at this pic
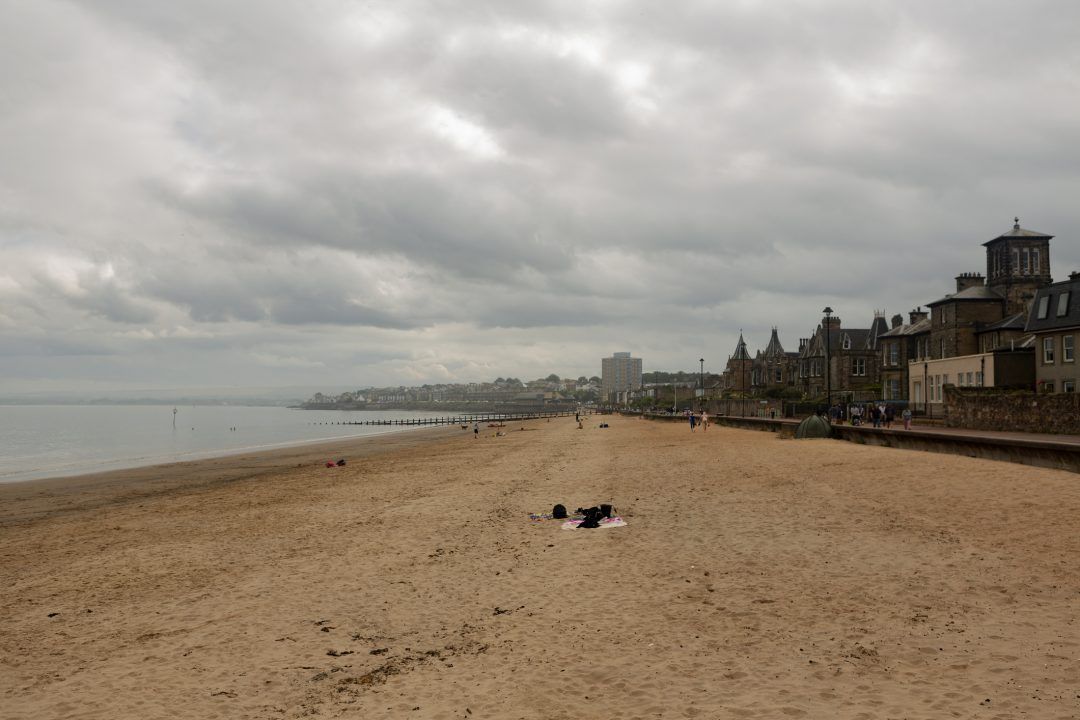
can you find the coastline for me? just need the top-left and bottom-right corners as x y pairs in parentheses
(0, 425), (461, 528)
(3, 417), (1078, 719)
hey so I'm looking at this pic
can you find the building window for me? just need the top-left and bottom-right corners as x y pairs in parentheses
(889, 343), (899, 365)
(1065, 335), (1074, 362)
(1037, 295), (1050, 319)
(967, 372), (973, 385)
(1034, 248), (1041, 275)
(1057, 291), (1070, 317)
(842, 336), (851, 350)
(1044, 337), (1056, 364)
(1065, 380), (1076, 393)
(1041, 381), (1055, 394)
(853, 357), (866, 376)
(939, 339), (945, 358)
(975, 371), (983, 386)
(1023, 248), (1031, 274)
(1013, 249), (1020, 275)
(889, 379), (900, 399)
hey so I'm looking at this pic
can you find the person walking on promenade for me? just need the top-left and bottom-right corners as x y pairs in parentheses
(689, 411), (697, 432)
(884, 404), (895, 429)
(870, 404), (881, 428)
(902, 407), (912, 430)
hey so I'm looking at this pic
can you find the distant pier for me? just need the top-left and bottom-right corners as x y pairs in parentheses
(310, 410), (587, 427)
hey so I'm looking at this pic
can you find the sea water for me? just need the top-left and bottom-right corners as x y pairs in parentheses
(0, 405), (453, 483)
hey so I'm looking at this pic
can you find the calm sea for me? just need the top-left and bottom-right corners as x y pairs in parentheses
(0, 405), (453, 484)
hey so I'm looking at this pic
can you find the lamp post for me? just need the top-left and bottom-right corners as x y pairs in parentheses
(823, 307), (833, 411)
(742, 354), (748, 417)
(699, 358), (704, 407)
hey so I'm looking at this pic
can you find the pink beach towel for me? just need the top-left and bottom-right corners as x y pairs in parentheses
(561, 516), (626, 530)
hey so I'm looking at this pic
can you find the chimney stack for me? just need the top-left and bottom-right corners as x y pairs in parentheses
(891, 314), (903, 329)
(909, 307), (928, 324)
(955, 272), (985, 293)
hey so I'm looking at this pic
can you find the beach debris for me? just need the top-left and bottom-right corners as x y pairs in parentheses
(369, 647), (389, 655)
(326, 649), (354, 657)
(210, 690), (238, 698)
(47, 612), (60, 617)
(336, 458), (346, 466)
(493, 605), (525, 616)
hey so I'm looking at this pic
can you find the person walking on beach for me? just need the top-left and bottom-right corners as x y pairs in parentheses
(902, 407), (912, 430)
(700, 411), (709, 432)
(473, 421), (479, 439)
(689, 411), (696, 432)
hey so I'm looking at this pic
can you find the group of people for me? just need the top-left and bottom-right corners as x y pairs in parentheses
(687, 410), (710, 432)
(828, 403), (912, 430)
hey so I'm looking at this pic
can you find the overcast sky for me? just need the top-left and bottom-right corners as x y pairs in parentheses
(3, 0), (1079, 395)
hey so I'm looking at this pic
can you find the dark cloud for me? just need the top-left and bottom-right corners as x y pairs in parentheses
(2, 0), (1080, 391)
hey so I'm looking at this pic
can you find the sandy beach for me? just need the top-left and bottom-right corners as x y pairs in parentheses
(2, 417), (1079, 719)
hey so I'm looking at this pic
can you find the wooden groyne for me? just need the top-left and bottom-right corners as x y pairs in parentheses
(310, 410), (587, 427)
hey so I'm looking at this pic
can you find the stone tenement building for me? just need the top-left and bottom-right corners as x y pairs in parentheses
(797, 312), (889, 400)
(715, 219), (1059, 403)
(902, 219), (1053, 404)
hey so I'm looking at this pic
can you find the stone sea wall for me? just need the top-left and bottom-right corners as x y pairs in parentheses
(944, 386), (1080, 434)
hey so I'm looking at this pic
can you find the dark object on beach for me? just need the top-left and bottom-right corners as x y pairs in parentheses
(600, 503), (613, 518)
(336, 459), (346, 466)
(577, 506), (603, 529)
(795, 415), (832, 439)
(552, 504), (568, 519)
(599, 422), (609, 428)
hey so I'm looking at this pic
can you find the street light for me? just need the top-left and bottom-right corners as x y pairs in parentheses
(823, 307), (833, 411)
(699, 358), (704, 406)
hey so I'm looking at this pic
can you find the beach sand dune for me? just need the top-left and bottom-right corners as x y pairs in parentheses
(2, 418), (1079, 719)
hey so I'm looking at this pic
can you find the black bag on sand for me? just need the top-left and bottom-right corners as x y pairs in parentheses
(577, 506), (603, 529)
(600, 503), (612, 518)
(552, 504), (568, 519)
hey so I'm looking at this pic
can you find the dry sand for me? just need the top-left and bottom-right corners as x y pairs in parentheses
(2, 417), (1079, 719)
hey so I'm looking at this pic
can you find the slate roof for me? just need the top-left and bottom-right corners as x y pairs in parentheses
(763, 327), (785, 357)
(865, 315), (890, 349)
(980, 312), (1027, 333)
(879, 316), (931, 338)
(982, 218), (1054, 246)
(1025, 277), (1080, 333)
(731, 331), (751, 361)
(926, 284), (1005, 307)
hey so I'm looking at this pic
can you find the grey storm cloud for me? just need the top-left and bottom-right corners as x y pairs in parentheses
(2, 0), (1080, 392)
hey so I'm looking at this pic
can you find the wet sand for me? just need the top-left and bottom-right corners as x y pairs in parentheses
(2, 417), (1078, 719)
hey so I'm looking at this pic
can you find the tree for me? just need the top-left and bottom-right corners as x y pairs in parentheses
(546, 374), (560, 382)
(577, 376), (588, 384)
(589, 376), (600, 384)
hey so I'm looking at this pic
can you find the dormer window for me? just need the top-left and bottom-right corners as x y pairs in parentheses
(842, 335), (851, 350)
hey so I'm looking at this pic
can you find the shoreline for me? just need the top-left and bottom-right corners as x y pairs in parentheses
(0, 424), (461, 527)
